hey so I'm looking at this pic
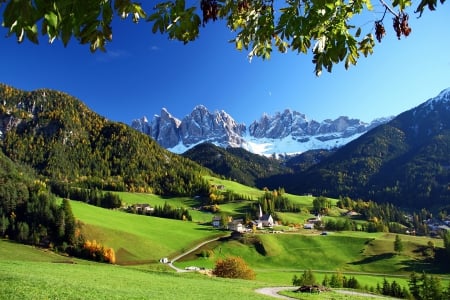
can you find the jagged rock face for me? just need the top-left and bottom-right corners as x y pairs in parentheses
(0, 115), (21, 139)
(317, 116), (368, 136)
(179, 105), (246, 147)
(153, 108), (181, 148)
(249, 109), (315, 139)
(131, 106), (390, 154)
(130, 109), (182, 148)
(248, 110), (381, 140)
(130, 116), (151, 136)
(132, 106), (246, 149)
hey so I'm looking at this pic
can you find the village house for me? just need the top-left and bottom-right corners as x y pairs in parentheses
(346, 211), (360, 217)
(211, 184), (225, 190)
(133, 203), (154, 214)
(228, 218), (244, 233)
(212, 215), (232, 229)
(251, 219), (263, 229)
(304, 223), (314, 229)
(212, 215), (222, 228)
(260, 214), (274, 227)
(304, 214), (322, 229)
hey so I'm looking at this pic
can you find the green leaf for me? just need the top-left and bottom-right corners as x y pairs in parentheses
(364, 0), (374, 10)
(44, 11), (58, 28)
(393, 0), (412, 10)
(236, 39), (243, 51)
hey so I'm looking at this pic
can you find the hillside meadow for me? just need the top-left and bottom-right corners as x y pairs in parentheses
(69, 200), (224, 264)
(0, 240), (273, 300)
(17, 182), (447, 299)
(113, 176), (321, 225)
(175, 230), (449, 285)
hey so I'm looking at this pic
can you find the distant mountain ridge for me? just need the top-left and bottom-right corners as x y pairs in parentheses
(274, 88), (450, 209)
(132, 105), (391, 155)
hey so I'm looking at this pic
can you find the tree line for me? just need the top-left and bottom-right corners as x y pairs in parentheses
(255, 187), (301, 215)
(126, 201), (192, 221)
(292, 269), (450, 299)
(50, 183), (122, 209)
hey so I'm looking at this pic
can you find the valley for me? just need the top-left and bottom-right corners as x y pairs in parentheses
(2, 184), (449, 299)
(1, 83), (450, 299)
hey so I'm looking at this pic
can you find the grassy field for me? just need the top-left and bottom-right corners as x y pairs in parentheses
(0, 239), (411, 300)
(42, 178), (449, 298)
(70, 200), (224, 264)
(279, 289), (393, 300)
(4, 180), (450, 300)
(0, 240), (273, 300)
(176, 230), (448, 285)
(204, 175), (263, 199)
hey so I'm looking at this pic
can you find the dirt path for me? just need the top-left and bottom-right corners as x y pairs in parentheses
(254, 287), (297, 299)
(167, 235), (226, 272)
(255, 286), (394, 299)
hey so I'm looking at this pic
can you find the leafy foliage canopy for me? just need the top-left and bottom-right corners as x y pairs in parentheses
(0, 0), (445, 75)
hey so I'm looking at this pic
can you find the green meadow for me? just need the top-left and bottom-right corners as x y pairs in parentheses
(0, 241), (272, 300)
(70, 200), (224, 264)
(176, 230), (444, 271)
(5, 177), (450, 299)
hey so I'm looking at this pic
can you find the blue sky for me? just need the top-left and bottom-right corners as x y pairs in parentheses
(1, 3), (450, 126)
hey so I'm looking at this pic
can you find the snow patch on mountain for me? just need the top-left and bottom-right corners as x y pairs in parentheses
(242, 132), (365, 156)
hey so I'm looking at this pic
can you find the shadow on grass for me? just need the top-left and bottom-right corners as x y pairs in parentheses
(398, 249), (450, 274)
(349, 253), (395, 265)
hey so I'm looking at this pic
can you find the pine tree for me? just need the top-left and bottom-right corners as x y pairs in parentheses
(443, 231), (450, 258)
(429, 275), (442, 300)
(394, 234), (404, 254)
(420, 272), (431, 300)
(0, 214), (9, 236)
(322, 274), (330, 287)
(382, 278), (391, 296)
(60, 198), (76, 245)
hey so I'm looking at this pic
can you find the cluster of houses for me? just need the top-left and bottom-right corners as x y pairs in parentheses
(212, 206), (274, 233)
(125, 203), (154, 214)
(303, 215), (322, 230)
(211, 204), (328, 233)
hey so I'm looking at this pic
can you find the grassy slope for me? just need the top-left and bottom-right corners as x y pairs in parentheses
(1, 237), (392, 300)
(70, 201), (224, 264)
(176, 230), (448, 285)
(3, 174), (450, 299)
(0, 240), (272, 300)
(115, 192), (213, 223)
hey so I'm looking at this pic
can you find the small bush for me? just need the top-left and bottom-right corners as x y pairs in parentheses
(212, 256), (255, 280)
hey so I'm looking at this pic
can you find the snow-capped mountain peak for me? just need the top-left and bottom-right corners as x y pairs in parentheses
(131, 106), (390, 155)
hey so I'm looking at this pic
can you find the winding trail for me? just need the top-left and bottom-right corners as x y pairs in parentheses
(255, 287), (394, 299)
(255, 287), (296, 299)
(167, 235), (227, 272)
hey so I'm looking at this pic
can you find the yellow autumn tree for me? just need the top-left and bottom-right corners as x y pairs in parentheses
(212, 256), (255, 280)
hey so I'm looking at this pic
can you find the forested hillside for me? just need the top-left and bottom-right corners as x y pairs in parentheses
(281, 98), (450, 210)
(0, 84), (210, 196)
(182, 143), (292, 187)
(0, 151), (75, 247)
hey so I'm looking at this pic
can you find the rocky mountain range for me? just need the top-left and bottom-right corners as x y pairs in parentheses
(178, 88), (450, 209)
(131, 105), (391, 155)
(274, 88), (450, 208)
